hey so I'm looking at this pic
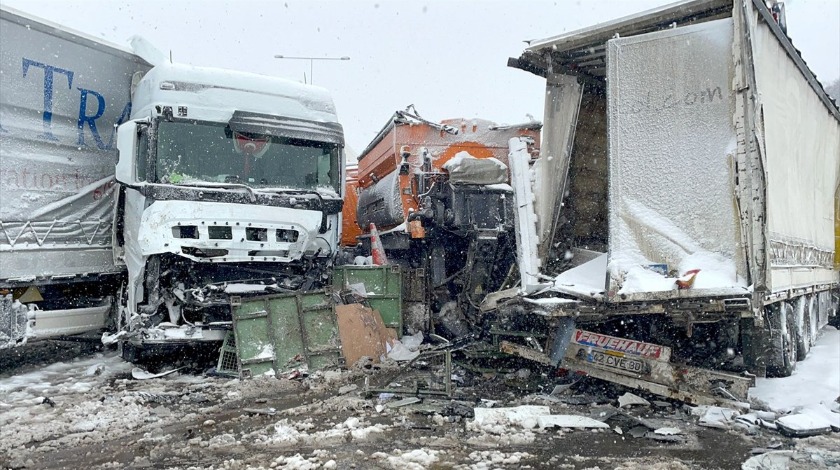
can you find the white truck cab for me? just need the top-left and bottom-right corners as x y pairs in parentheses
(113, 62), (345, 356)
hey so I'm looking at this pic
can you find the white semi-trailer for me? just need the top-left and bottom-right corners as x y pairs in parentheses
(0, 6), (346, 360)
(495, 0), (838, 401)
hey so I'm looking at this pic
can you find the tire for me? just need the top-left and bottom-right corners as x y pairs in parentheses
(767, 302), (797, 378)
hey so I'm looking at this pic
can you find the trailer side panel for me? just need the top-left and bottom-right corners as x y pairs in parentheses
(747, 6), (840, 292)
(0, 7), (149, 283)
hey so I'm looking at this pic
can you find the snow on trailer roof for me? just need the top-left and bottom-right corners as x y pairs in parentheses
(510, 0), (730, 79)
(0, 4), (149, 65)
(509, 0), (839, 120)
(357, 107), (543, 162)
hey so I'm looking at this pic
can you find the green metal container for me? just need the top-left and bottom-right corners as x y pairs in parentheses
(230, 289), (341, 378)
(334, 265), (403, 332)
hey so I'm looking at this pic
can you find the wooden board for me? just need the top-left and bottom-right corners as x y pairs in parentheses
(336, 303), (397, 366)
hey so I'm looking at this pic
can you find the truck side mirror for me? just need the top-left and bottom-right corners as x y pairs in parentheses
(116, 120), (138, 185)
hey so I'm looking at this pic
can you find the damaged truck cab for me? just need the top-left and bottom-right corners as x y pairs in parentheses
(113, 63), (344, 356)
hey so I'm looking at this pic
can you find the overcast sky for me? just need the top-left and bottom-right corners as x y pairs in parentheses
(4, 0), (837, 152)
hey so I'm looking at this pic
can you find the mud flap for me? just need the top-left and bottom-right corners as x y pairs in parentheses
(740, 317), (767, 377)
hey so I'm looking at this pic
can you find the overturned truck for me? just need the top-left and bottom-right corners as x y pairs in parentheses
(492, 0), (839, 403)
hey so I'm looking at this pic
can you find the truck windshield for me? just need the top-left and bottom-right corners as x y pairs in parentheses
(154, 120), (340, 192)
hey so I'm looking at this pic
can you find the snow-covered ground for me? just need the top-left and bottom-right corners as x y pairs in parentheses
(1, 328), (838, 469)
(751, 325), (840, 413)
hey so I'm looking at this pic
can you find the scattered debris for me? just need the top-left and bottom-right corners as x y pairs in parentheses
(386, 397), (421, 408)
(441, 402), (474, 418)
(653, 427), (682, 435)
(243, 407), (278, 416)
(628, 426), (650, 438)
(131, 367), (183, 380)
(386, 338), (421, 362)
(775, 413), (833, 437)
(338, 384), (359, 395)
(652, 400), (672, 409)
(472, 405), (550, 429)
(644, 431), (685, 443)
(618, 392), (650, 408)
(694, 405), (739, 429)
(538, 415), (610, 429)
(336, 303), (396, 365)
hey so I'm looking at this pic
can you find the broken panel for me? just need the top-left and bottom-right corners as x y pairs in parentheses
(231, 289), (341, 378)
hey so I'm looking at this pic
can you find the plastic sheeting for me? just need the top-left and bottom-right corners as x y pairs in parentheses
(748, 7), (840, 291)
(606, 19), (748, 300)
(442, 151), (508, 185)
(0, 7), (150, 281)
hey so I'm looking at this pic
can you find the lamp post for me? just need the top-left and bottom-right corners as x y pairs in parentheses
(273, 55), (350, 84)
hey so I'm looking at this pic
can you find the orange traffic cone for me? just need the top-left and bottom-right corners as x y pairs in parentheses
(369, 223), (389, 266)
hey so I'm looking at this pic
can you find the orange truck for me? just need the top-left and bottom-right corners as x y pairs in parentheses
(342, 107), (540, 334)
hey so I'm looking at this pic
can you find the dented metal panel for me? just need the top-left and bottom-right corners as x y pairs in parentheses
(501, 326), (752, 406)
(231, 289), (340, 378)
(333, 265), (403, 332)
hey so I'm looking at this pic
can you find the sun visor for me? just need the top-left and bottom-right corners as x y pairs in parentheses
(228, 111), (344, 146)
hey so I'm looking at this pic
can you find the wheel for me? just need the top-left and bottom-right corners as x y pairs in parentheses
(766, 302), (797, 378)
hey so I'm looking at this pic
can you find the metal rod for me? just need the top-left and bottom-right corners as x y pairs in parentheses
(273, 55), (350, 84)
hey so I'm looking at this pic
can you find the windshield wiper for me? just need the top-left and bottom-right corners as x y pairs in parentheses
(170, 182), (256, 202)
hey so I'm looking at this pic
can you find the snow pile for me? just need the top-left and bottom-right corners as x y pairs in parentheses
(267, 453), (333, 470)
(208, 433), (238, 447)
(470, 405), (549, 430)
(0, 353), (155, 451)
(464, 405), (548, 446)
(609, 199), (748, 296)
(458, 450), (532, 469)
(742, 446), (840, 470)
(256, 416), (389, 448)
(751, 326), (840, 413)
(370, 448), (443, 470)
(748, 326), (840, 436)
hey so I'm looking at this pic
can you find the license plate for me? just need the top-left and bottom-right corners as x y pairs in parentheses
(589, 351), (647, 374)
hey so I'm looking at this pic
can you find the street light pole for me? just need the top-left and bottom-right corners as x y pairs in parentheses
(273, 55), (350, 84)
